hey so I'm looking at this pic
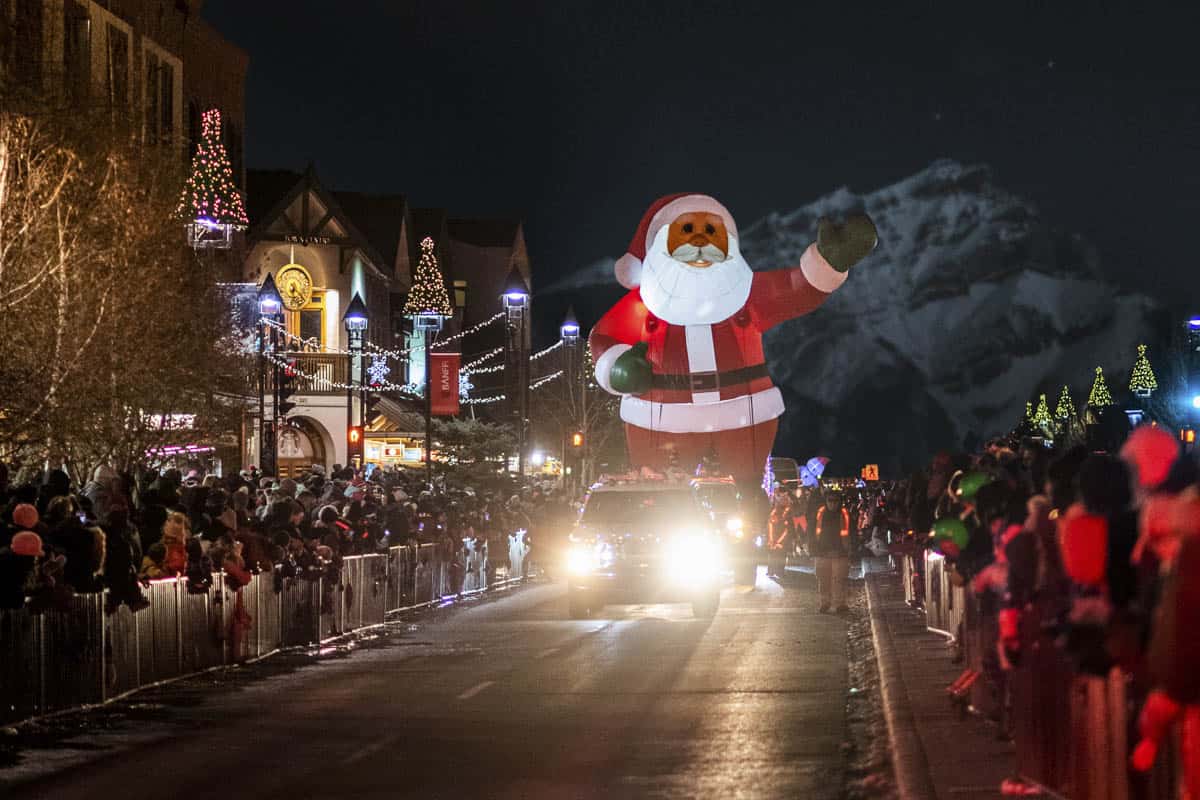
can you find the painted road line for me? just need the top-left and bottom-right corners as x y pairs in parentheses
(457, 680), (495, 700)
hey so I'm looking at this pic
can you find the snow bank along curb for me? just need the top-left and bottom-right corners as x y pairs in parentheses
(864, 572), (939, 800)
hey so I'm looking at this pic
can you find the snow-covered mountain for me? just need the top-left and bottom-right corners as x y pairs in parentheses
(740, 159), (1157, 475)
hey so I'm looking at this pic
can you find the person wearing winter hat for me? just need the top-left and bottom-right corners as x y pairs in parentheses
(12, 502), (39, 532)
(589, 193), (877, 489)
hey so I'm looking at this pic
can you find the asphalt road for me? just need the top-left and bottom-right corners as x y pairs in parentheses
(7, 570), (856, 800)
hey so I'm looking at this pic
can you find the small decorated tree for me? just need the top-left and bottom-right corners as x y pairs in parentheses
(1055, 384), (1076, 420)
(1033, 393), (1053, 431)
(403, 237), (453, 318)
(1025, 401), (1034, 424)
(176, 109), (248, 249)
(1088, 366), (1114, 408)
(1128, 343), (1158, 398)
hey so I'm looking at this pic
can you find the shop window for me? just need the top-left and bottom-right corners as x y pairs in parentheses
(63, 2), (90, 105)
(299, 310), (322, 350)
(107, 24), (129, 110)
(453, 279), (467, 309)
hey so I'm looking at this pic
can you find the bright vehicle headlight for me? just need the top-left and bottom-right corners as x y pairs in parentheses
(726, 517), (744, 535)
(566, 546), (594, 575)
(566, 542), (612, 575)
(667, 530), (722, 583)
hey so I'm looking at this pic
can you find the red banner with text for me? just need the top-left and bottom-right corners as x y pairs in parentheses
(430, 353), (460, 416)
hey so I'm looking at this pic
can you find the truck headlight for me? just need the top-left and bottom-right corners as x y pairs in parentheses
(726, 517), (744, 537)
(566, 546), (594, 575)
(667, 531), (721, 583)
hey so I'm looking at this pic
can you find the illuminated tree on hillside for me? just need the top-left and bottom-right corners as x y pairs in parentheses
(1055, 385), (1076, 420)
(1032, 393), (1053, 430)
(1088, 366), (1114, 408)
(1128, 343), (1158, 398)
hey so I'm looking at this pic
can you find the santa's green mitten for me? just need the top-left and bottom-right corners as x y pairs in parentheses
(609, 342), (653, 395)
(817, 214), (878, 272)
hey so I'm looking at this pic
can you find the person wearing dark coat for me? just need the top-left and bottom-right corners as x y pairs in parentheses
(44, 495), (106, 593)
(101, 501), (148, 613)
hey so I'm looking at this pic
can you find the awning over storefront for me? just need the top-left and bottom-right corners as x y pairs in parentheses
(369, 397), (425, 435)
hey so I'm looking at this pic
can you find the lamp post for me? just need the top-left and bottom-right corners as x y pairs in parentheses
(343, 292), (369, 470)
(414, 312), (445, 485)
(561, 306), (581, 491)
(502, 267), (530, 478)
(257, 274), (283, 476)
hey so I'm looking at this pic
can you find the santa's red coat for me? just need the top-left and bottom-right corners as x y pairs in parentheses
(589, 243), (844, 485)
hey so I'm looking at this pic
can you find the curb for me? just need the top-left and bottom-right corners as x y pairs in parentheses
(864, 572), (939, 800)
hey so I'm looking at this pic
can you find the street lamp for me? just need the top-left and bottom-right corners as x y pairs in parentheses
(256, 274), (284, 476)
(502, 267), (530, 478)
(343, 292), (369, 469)
(560, 305), (580, 344)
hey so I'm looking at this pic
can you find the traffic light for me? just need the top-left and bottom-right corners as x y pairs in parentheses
(348, 425), (364, 460)
(1182, 428), (1196, 444)
(277, 360), (297, 417)
(571, 431), (584, 448)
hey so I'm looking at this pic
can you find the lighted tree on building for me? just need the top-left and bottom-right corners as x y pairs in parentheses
(1128, 343), (1158, 398)
(176, 109), (248, 249)
(403, 237), (453, 318)
(1088, 366), (1114, 408)
(1025, 401), (1034, 423)
(1055, 384), (1076, 420)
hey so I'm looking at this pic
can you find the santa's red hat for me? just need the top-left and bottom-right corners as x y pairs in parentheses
(614, 193), (739, 289)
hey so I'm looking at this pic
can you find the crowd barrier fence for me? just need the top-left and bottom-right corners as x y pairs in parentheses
(911, 550), (1184, 800)
(0, 533), (531, 726)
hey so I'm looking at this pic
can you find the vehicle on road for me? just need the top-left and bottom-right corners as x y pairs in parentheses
(764, 456), (801, 494)
(565, 477), (723, 619)
(690, 475), (762, 585)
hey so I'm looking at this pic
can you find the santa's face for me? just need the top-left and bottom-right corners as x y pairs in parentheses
(666, 212), (729, 268)
(639, 215), (754, 325)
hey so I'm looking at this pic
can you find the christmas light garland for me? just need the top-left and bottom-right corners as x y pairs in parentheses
(530, 339), (563, 360)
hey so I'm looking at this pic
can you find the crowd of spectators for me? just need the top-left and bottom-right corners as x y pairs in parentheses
(0, 460), (573, 615)
(887, 428), (1199, 796)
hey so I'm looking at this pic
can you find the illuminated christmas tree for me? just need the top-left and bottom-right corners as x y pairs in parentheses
(1054, 385), (1076, 419)
(1025, 401), (1034, 423)
(176, 109), (247, 248)
(403, 237), (453, 318)
(1088, 366), (1114, 408)
(1033, 393), (1053, 429)
(1128, 343), (1158, 398)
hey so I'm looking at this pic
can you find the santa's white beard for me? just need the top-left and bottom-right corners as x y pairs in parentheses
(639, 225), (754, 325)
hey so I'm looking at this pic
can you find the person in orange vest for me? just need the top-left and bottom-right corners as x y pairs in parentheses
(766, 484), (794, 578)
(812, 492), (852, 613)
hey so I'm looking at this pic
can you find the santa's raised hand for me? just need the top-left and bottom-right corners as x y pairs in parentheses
(816, 214), (878, 272)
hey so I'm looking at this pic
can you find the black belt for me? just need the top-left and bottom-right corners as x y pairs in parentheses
(651, 363), (769, 392)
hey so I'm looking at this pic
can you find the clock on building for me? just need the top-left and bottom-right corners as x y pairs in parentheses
(276, 264), (313, 310)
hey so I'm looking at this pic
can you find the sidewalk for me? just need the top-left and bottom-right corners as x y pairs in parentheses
(866, 569), (1016, 800)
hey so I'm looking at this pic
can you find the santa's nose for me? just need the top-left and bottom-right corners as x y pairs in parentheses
(688, 233), (710, 247)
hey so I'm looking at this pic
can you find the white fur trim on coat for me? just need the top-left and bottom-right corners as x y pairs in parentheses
(619, 386), (785, 433)
(594, 343), (632, 395)
(800, 243), (847, 294)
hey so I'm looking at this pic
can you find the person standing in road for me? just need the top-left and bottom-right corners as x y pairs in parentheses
(767, 484), (794, 578)
(813, 492), (851, 613)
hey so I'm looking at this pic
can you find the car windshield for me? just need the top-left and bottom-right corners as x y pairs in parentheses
(581, 489), (698, 527)
(694, 484), (740, 513)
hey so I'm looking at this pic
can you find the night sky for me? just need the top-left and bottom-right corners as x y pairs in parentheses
(203, 1), (1200, 334)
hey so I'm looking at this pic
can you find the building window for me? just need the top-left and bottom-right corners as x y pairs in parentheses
(107, 24), (129, 110)
(144, 52), (159, 141)
(158, 60), (174, 141)
(63, 2), (90, 105)
(452, 280), (467, 309)
(10, 0), (44, 88)
(187, 100), (200, 158)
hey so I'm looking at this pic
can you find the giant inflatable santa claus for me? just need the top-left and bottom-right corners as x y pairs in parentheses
(589, 193), (876, 488)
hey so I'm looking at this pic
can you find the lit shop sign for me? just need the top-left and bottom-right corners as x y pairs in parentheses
(283, 235), (332, 245)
